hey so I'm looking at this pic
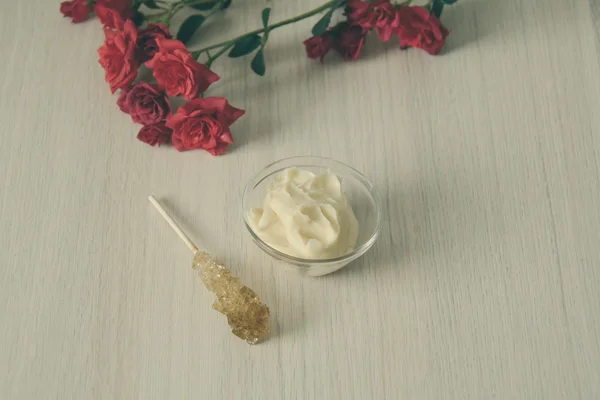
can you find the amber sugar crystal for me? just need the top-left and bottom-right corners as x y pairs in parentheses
(193, 251), (270, 344)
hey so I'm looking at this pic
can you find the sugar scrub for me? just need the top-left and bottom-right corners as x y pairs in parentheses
(247, 168), (359, 259)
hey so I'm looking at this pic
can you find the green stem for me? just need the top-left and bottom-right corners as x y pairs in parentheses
(201, 0), (225, 20)
(166, 3), (185, 20)
(150, 1), (185, 25)
(145, 10), (169, 19)
(205, 42), (235, 68)
(191, 0), (336, 58)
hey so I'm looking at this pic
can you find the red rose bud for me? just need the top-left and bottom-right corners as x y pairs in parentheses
(374, 2), (401, 42)
(166, 97), (245, 156)
(97, 20), (139, 93)
(95, 0), (133, 29)
(303, 33), (334, 63)
(117, 82), (171, 125)
(396, 6), (449, 55)
(334, 24), (367, 61)
(146, 39), (219, 100)
(60, 0), (91, 23)
(137, 24), (172, 62)
(95, 4), (124, 30)
(346, 0), (387, 30)
(137, 123), (172, 147)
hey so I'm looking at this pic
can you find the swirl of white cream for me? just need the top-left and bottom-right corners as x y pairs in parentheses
(248, 168), (359, 259)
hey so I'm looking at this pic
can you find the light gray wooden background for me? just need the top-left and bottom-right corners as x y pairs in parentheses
(1, 0), (600, 398)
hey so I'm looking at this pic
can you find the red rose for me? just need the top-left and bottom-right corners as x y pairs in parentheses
(137, 123), (172, 147)
(334, 24), (367, 61)
(137, 23), (172, 62)
(147, 39), (219, 100)
(346, 0), (387, 29)
(60, 0), (91, 23)
(94, 0), (133, 29)
(303, 33), (334, 62)
(117, 82), (171, 125)
(166, 97), (245, 155)
(95, 4), (124, 30)
(97, 20), (139, 93)
(373, 3), (400, 42)
(396, 6), (449, 55)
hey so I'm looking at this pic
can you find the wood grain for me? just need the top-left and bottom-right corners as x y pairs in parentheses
(1, 0), (600, 398)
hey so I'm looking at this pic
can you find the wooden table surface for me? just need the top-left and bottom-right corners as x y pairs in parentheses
(1, 0), (600, 398)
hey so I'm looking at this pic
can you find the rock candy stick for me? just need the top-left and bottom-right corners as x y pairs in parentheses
(148, 196), (270, 344)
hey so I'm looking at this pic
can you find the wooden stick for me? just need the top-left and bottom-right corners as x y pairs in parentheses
(148, 196), (198, 253)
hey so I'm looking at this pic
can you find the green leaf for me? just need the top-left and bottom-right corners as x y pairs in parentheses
(442, 0), (457, 4)
(176, 15), (206, 44)
(132, 11), (145, 27)
(228, 34), (262, 58)
(188, 0), (231, 10)
(432, 0), (444, 18)
(251, 50), (265, 76)
(189, 2), (216, 10)
(311, 11), (332, 36)
(261, 7), (271, 29)
(142, 0), (160, 9)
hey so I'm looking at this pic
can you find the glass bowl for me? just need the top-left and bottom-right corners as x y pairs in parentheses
(242, 156), (382, 277)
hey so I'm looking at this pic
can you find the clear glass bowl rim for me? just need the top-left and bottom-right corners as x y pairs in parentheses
(242, 156), (382, 266)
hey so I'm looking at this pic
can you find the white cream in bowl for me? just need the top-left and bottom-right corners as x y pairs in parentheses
(247, 168), (359, 260)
